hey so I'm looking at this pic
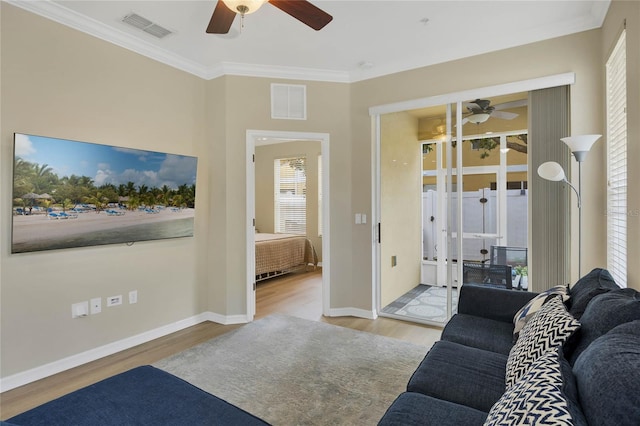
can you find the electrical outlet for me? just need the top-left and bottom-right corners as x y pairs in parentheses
(90, 297), (102, 314)
(71, 301), (89, 318)
(129, 290), (138, 304)
(391, 255), (397, 267)
(106, 295), (122, 307)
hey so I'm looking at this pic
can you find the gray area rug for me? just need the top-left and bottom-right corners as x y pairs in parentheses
(382, 285), (458, 323)
(154, 314), (429, 425)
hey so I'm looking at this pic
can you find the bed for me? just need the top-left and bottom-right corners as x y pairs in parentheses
(255, 233), (318, 281)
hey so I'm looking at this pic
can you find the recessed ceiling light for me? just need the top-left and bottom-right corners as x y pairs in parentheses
(358, 61), (374, 70)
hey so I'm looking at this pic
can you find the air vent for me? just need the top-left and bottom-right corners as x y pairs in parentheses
(122, 13), (173, 39)
(271, 84), (307, 120)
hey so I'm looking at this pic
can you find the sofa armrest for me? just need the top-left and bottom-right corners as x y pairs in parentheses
(457, 284), (538, 323)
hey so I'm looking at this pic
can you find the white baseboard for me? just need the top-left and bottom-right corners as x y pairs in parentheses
(203, 311), (251, 325)
(327, 307), (377, 320)
(0, 311), (248, 392)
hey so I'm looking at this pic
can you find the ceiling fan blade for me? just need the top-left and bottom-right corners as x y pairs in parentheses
(269, 0), (333, 30)
(207, 1), (236, 34)
(491, 110), (519, 120)
(493, 99), (528, 111)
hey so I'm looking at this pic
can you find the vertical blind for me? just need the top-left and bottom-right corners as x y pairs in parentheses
(529, 86), (571, 290)
(274, 157), (307, 235)
(606, 30), (627, 287)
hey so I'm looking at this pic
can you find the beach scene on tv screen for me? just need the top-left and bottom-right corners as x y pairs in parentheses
(11, 133), (198, 253)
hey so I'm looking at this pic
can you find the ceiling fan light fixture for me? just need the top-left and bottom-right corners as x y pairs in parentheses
(467, 113), (490, 124)
(222, 0), (267, 15)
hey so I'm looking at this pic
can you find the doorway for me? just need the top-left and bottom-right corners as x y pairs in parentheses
(246, 130), (330, 321)
(371, 74), (575, 326)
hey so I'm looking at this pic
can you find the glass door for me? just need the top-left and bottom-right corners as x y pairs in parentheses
(379, 94), (529, 326)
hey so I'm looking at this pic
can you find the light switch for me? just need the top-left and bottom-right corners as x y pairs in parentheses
(355, 213), (362, 224)
(362, 214), (367, 224)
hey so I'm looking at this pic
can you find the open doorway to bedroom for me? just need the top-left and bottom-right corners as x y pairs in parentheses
(246, 130), (330, 321)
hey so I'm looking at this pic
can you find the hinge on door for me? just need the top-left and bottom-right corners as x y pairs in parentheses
(253, 218), (256, 227)
(253, 154), (255, 163)
(253, 282), (256, 291)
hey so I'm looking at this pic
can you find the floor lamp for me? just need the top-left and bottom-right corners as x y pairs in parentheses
(537, 134), (601, 277)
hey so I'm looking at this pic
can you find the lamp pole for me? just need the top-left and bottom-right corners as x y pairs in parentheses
(561, 134), (601, 279)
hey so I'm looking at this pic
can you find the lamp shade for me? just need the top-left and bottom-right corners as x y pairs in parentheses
(537, 161), (566, 182)
(223, 0), (267, 14)
(560, 134), (601, 162)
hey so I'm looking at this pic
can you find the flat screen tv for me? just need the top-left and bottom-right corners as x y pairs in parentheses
(11, 133), (198, 253)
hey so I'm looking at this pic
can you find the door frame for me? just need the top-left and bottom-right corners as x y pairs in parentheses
(370, 73), (576, 322)
(246, 130), (330, 320)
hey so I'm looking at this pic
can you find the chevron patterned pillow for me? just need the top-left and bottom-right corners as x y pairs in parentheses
(506, 296), (580, 388)
(513, 285), (570, 337)
(485, 348), (574, 426)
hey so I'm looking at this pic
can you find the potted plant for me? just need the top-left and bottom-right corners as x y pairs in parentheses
(514, 266), (528, 290)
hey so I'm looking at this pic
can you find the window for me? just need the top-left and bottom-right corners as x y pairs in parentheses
(318, 154), (322, 237)
(606, 30), (627, 287)
(274, 157), (306, 235)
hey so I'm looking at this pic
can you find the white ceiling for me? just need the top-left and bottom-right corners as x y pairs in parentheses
(9, 0), (611, 82)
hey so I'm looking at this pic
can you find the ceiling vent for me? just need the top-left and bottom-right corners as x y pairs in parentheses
(122, 13), (173, 39)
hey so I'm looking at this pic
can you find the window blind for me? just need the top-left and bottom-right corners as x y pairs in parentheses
(606, 30), (627, 287)
(529, 86), (571, 291)
(274, 157), (307, 235)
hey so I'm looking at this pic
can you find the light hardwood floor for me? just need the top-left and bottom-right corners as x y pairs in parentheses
(0, 268), (442, 419)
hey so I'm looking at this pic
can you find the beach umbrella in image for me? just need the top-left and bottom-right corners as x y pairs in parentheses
(21, 192), (40, 200)
(38, 193), (53, 199)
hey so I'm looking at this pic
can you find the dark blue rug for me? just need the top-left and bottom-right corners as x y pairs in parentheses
(4, 365), (268, 425)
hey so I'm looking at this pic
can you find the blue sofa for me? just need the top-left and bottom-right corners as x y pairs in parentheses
(379, 268), (640, 425)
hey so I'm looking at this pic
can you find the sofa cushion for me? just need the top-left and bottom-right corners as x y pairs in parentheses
(567, 267), (619, 319)
(506, 297), (580, 388)
(558, 349), (588, 426)
(408, 340), (507, 413)
(457, 284), (538, 323)
(573, 320), (640, 426)
(378, 392), (487, 426)
(5, 366), (269, 426)
(566, 288), (640, 364)
(512, 285), (569, 337)
(441, 314), (515, 355)
(485, 349), (575, 426)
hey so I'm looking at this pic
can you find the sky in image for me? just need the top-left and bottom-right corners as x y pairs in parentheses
(14, 133), (197, 190)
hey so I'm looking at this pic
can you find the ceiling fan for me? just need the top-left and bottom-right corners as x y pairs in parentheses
(461, 98), (527, 125)
(207, 0), (333, 34)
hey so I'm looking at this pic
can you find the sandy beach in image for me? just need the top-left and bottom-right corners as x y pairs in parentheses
(11, 208), (195, 253)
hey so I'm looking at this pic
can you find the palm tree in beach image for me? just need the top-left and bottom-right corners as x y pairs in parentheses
(84, 191), (109, 213)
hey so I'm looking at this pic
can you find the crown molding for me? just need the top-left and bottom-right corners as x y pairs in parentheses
(7, 0), (352, 83)
(206, 62), (350, 83)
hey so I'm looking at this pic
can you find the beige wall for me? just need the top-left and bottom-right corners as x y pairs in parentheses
(0, 4), (208, 376)
(380, 112), (422, 306)
(351, 29), (610, 310)
(255, 141), (323, 261)
(1, 0), (637, 381)
(206, 75), (351, 315)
